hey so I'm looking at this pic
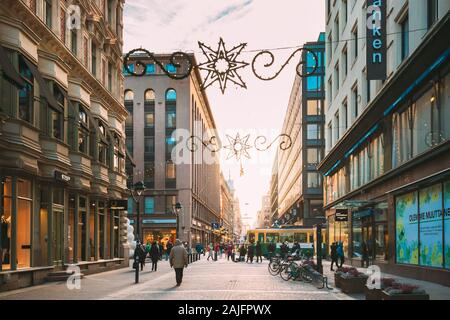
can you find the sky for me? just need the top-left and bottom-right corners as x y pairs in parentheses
(123, 0), (325, 228)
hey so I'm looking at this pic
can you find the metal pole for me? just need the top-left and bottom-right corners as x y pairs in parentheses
(136, 197), (140, 242)
(316, 224), (323, 274)
(176, 213), (179, 240)
(134, 255), (139, 283)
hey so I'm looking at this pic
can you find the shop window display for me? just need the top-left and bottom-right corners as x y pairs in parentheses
(445, 181), (450, 269)
(17, 179), (32, 269)
(1, 177), (12, 270)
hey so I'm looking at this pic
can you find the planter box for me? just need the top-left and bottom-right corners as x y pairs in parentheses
(365, 285), (383, 300)
(381, 290), (430, 300)
(334, 273), (342, 288)
(340, 276), (369, 294)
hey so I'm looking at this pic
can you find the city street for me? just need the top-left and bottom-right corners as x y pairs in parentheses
(0, 257), (353, 300)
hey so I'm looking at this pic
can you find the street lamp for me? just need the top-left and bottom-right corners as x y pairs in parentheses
(130, 181), (145, 242)
(172, 202), (182, 240)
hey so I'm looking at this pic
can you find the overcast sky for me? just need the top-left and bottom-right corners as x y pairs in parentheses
(124, 0), (325, 227)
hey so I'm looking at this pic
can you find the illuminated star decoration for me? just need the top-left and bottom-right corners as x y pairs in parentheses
(223, 133), (252, 177)
(197, 38), (249, 94)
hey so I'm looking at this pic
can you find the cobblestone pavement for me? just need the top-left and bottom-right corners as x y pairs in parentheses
(0, 256), (355, 300)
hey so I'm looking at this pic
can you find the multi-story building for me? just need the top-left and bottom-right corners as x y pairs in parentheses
(0, 0), (129, 291)
(219, 172), (233, 243)
(124, 53), (221, 249)
(276, 33), (326, 227)
(256, 194), (271, 229)
(227, 178), (242, 242)
(269, 150), (279, 225)
(319, 0), (450, 285)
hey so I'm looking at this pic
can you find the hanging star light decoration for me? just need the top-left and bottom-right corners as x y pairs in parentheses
(197, 38), (249, 94)
(223, 133), (252, 161)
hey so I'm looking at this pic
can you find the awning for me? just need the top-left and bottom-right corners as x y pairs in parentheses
(22, 57), (62, 112)
(60, 89), (109, 145)
(353, 209), (374, 220)
(0, 45), (25, 88)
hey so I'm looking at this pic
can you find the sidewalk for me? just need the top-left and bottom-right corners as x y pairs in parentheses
(320, 260), (450, 300)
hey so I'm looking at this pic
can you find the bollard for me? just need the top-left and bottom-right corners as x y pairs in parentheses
(134, 256), (140, 284)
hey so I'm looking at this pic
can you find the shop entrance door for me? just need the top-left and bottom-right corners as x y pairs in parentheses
(361, 217), (374, 262)
(52, 209), (64, 265)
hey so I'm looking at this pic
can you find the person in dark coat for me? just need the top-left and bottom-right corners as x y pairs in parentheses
(239, 244), (247, 262)
(280, 242), (289, 260)
(247, 243), (255, 263)
(133, 241), (146, 271)
(150, 241), (160, 271)
(255, 241), (263, 263)
(267, 241), (276, 261)
(291, 241), (300, 255)
(166, 241), (173, 261)
(330, 242), (338, 271)
(158, 242), (164, 260)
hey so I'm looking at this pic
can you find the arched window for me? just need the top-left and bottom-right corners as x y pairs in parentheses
(144, 89), (155, 103)
(124, 89), (134, 101)
(165, 89), (177, 102)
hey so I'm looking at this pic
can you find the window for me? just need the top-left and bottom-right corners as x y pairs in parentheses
(342, 46), (348, 78)
(307, 172), (321, 188)
(145, 112), (154, 128)
(124, 90), (134, 102)
(91, 42), (97, 76)
(342, 100), (348, 132)
(45, 0), (52, 28)
(328, 33), (333, 61)
(334, 62), (339, 92)
(342, 0), (348, 26)
(97, 121), (107, 164)
(166, 136), (176, 159)
(400, 16), (409, 61)
(60, 8), (66, 44)
(307, 124), (321, 140)
(144, 197), (155, 214)
(113, 134), (124, 173)
(145, 137), (154, 153)
(328, 77), (333, 104)
(327, 122), (332, 150)
(145, 64), (155, 74)
(427, 0), (438, 29)
(41, 80), (64, 140)
(306, 76), (322, 91)
(144, 162), (154, 184)
(352, 83), (358, 120)
(352, 24), (358, 61)
(166, 106), (176, 128)
(107, 62), (112, 91)
(366, 73), (371, 103)
(306, 100), (322, 115)
(107, 0), (114, 24)
(78, 106), (89, 153)
(71, 29), (77, 55)
(127, 197), (134, 214)
(166, 161), (176, 179)
(166, 89), (177, 101)
(166, 64), (177, 73)
(125, 111), (133, 127)
(334, 14), (339, 50)
(166, 195), (176, 213)
(144, 89), (155, 103)
(18, 56), (34, 123)
(334, 111), (340, 140)
(307, 148), (321, 165)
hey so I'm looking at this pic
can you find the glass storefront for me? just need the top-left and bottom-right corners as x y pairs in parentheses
(1, 177), (12, 270)
(77, 197), (87, 262)
(396, 181), (449, 269)
(327, 214), (349, 257)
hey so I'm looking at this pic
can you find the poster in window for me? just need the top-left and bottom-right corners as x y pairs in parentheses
(419, 184), (443, 267)
(445, 181), (450, 269)
(396, 192), (419, 265)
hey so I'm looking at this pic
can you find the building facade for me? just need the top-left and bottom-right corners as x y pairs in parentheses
(256, 194), (271, 229)
(124, 54), (221, 249)
(276, 33), (326, 228)
(219, 172), (233, 243)
(0, 0), (129, 291)
(269, 150), (279, 225)
(320, 0), (450, 285)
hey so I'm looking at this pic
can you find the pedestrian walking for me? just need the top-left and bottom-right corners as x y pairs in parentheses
(227, 243), (233, 261)
(133, 241), (146, 271)
(158, 242), (164, 261)
(166, 241), (173, 261)
(255, 241), (263, 263)
(337, 241), (345, 268)
(150, 241), (160, 271)
(214, 242), (219, 261)
(169, 239), (188, 286)
(330, 242), (338, 271)
(247, 243), (255, 263)
(291, 241), (300, 255)
(206, 243), (214, 261)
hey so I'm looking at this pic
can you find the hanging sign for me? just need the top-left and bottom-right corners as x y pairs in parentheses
(335, 209), (348, 222)
(366, 0), (387, 80)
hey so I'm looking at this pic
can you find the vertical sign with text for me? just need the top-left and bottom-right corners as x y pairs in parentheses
(366, 0), (387, 80)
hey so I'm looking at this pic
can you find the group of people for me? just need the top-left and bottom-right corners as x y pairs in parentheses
(204, 242), (237, 261)
(329, 241), (345, 271)
(133, 240), (174, 272)
(133, 239), (189, 286)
